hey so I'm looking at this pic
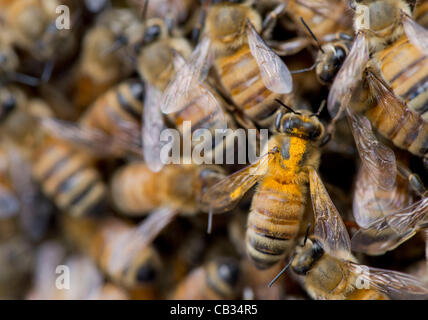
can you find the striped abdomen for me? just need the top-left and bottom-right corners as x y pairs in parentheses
(81, 79), (144, 135)
(377, 35), (428, 120)
(365, 36), (428, 158)
(246, 176), (306, 269)
(215, 45), (293, 128)
(33, 139), (106, 217)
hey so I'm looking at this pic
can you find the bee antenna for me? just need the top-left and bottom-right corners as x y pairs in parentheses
(303, 223), (311, 246)
(311, 100), (326, 117)
(141, 0), (149, 21)
(268, 254), (295, 288)
(300, 17), (324, 54)
(275, 99), (301, 115)
(290, 61), (318, 74)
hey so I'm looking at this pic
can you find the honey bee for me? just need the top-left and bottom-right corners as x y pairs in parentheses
(71, 8), (141, 108)
(279, 172), (428, 300)
(265, 0), (353, 56)
(62, 215), (162, 295)
(202, 103), (330, 269)
(161, 1), (294, 132)
(42, 79), (144, 158)
(28, 243), (129, 300)
(111, 162), (225, 216)
(0, 0), (78, 64)
(327, 0), (428, 167)
(170, 257), (242, 299)
(138, 17), (239, 172)
(32, 136), (107, 217)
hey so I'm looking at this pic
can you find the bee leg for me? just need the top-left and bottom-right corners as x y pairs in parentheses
(424, 156), (428, 172)
(191, 0), (210, 44)
(262, 2), (288, 39)
(397, 163), (426, 196)
(267, 37), (311, 56)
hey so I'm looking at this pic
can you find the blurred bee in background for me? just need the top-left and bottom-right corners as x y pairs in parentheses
(70, 8), (142, 109)
(111, 162), (225, 217)
(62, 215), (163, 298)
(272, 171), (428, 300)
(327, 0), (428, 167)
(170, 257), (242, 299)
(32, 136), (107, 218)
(0, 0), (79, 76)
(28, 242), (129, 300)
(203, 102), (330, 270)
(129, 0), (199, 34)
(162, 0), (294, 132)
(137, 16), (240, 172)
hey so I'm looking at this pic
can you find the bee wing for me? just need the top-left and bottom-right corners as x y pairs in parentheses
(41, 118), (141, 157)
(0, 185), (19, 219)
(309, 167), (351, 257)
(246, 20), (293, 94)
(327, 32), (369, 118)
(202, 149), (278, 213)
(142, 84), (168, 172)
(109, 207), (178, 274)
(353, 165), (412, 228)
(347, 109), (397, 191)
(351, 197), (428, 255)
(347, 262), (428, 299)
(161, 37), (213, 114)
(402, 13), (428, 55)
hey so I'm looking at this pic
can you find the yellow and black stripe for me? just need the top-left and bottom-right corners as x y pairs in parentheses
(33, 139), (106, 217)
(215, 45), (294, 129)
(81, 79), (144, 135)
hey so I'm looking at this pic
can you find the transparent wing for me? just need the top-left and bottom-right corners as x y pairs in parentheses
(347, 109), (397, 191)
(161, 37), (213, 114)
(246, 20), (293, 94)
(41, 118), (141, 157)
(309, 167), (351, 257)
(353, 165), (412, 228)
(351, 197), (428, 255)
(327, 32), (369, 118)
(347, 262), (428, 299)
(402, 13), (428, 55)
(143, 84), (167, 172)
(202, 148), (279, 213)
(0, 185), (19, 218)
(109, 207), (178, 274)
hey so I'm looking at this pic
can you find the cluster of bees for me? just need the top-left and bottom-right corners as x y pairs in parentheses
(1, 0), (428, 300)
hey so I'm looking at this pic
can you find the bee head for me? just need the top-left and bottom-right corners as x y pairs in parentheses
(351, 0), (410, 34)
(207, 257), (241, 297)
(316, 44), (347, 85)
(275, 102), (326, 142)
(124, 246), (161, 288)
(141, 18), (168, 46)
(291, 238), (324, 275)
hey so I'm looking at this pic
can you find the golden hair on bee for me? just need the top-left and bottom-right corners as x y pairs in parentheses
(203, 101), (329, 269)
